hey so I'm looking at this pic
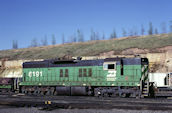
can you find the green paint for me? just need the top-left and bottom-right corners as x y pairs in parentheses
(20, 64), (147, 87)
(0, 85), (11, 89)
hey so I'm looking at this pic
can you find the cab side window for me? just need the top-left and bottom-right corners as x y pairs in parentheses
(108, 64), (115, 69)
(103, 62), (116, 70)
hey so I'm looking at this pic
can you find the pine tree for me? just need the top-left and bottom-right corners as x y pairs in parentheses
(12, 40), (18, 49)
(31, 38), (38, 47)
(141, 25), (145, 35)
(148, 22), (153, 35)
(154, 28), (158, 34)
(70, 34), (77, 43)
(102, 33), (105, 40)
(41, 35), (48, 46)
(133, 27), (138, 36)
(90, 29), (96, 41)
(161, 22), (166, 34)
(170, 21), (172, 33)
(110, 29), (117, 39)
(77, 29), (84, 42)
(95, 32), (99, 40)
(52, 34), (56, 45)
(122, 28), (127, 37)
(62, 34), (65, 44)
(129, 29), (134, 36)
(73, 34), (77, 42)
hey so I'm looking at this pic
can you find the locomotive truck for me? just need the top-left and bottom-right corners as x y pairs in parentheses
(18, 57), (150, 98)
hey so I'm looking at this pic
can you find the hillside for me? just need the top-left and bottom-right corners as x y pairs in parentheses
(0, 33), (172, 60)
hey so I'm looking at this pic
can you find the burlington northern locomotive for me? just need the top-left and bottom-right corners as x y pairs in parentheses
(18, 57), (149, 98)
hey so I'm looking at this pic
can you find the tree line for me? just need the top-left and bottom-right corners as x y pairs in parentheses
(12, 21), (172, 49)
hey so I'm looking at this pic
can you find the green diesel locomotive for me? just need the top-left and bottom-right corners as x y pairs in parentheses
(19, 57), (149, 97)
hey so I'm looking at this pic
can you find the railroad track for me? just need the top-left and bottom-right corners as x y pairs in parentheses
(0, 94), (172, 111)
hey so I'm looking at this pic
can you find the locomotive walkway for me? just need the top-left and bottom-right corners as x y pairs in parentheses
(0, 94), (172, 111)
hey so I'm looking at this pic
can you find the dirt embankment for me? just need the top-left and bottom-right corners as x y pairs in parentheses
(0, 46), (171, 73)
(0, 33), (171, 73)
(99, 46), (172, 73)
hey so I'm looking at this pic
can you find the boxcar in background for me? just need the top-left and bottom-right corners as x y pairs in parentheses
(149, 72), (172, 97)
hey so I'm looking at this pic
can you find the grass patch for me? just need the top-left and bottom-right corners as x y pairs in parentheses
(0, 33), (172, 60)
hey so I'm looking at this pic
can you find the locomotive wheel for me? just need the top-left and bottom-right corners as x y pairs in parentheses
(46, 91), (51, 96)
(94, 88), (101, 97)
(33, 90), (38, 95)
(126, 93), (131, 97)
(50, 87), (55, 95)
(24, 90), (27, 94)
(37, 90), (41, 95)
(40, 91), (45, 95)
(53, 91), (57, 95)
(1, 89), (6, 93)
(28, 91), (33, 95)
(121, 93), (126, 98)
(129, 93), (136, 98)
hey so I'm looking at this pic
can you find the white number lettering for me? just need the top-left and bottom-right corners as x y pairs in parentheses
(36, 71), (39, 77)
(28, 71), (43, 77)
(40, 71), (43, 76)
(33, 71), (35, 76)
(28, 71), (32, 77)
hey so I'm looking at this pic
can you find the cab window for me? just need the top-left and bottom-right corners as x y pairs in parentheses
(108, 64), (115, 69)
(103, 62), (116, 70)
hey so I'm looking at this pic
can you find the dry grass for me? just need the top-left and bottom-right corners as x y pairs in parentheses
(0, 33), (172, 60)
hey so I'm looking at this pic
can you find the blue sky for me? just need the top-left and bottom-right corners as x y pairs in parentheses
(0, 0), (172, 50)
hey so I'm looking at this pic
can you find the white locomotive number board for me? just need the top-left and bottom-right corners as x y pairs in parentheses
(28, 71), (43, 77)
